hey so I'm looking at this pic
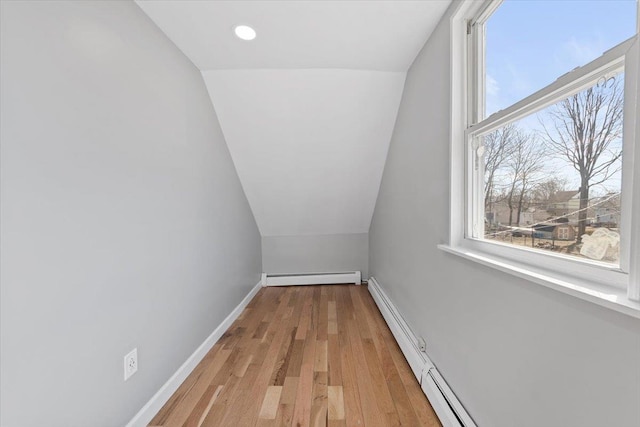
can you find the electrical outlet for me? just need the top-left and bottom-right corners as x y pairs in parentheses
(124, 348), (138, 381)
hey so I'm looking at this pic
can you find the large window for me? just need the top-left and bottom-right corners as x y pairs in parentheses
(470, 0), (637, 268)
(446, 0), (640, 310)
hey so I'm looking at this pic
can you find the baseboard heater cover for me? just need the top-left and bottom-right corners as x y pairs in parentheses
(262, 271), (361, 286)
(421, 366), (477, 427)
(367, 277), (477, 427)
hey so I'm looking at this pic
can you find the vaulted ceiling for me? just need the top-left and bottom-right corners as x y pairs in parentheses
(135, 0), (451, 237)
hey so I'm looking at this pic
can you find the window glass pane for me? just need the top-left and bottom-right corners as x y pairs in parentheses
(481, 72), (624, 265)
(485, 0), (637, 117)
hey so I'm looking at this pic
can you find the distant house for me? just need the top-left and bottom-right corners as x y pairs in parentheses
(595, 208), (619, 226)
(546, 190), (581, 223)
(519, 211), (534, 226)
(486, 203), (549, 227)
(532, 223), (576, 241)
(591, 193), (621, 227)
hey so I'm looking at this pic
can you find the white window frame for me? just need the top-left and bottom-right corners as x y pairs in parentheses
(442, 0), (640, 318)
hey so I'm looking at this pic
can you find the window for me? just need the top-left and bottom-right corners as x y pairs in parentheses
(557, 227), (569, 241)
(445, 0), (640, 313)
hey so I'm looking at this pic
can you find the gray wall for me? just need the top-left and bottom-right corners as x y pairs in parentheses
(262, 233), (368, 278)
(368, 3), (640, 427)
(0, 2), (261, 426)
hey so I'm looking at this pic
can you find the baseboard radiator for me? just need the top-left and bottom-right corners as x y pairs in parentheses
(261, 271), (361, 286)
(368, 277), (477, 427)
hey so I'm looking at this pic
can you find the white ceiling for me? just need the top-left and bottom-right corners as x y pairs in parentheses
(135, 0), (451, 71)
(135, 1), (450, 237)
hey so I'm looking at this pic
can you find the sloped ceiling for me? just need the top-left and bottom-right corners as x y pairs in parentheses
(203, 69), (406, 236)
(135, 0), (451, 236)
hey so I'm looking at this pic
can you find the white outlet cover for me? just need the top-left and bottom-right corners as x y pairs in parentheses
(124, 348), (138, 381)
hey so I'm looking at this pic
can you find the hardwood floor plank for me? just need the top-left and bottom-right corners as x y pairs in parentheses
(327, 334), (342, 386)
(317, 288), (329, 341)
(357, 288), (422, 426)
(280, 376), (299, 405)
(314, 340), (328, 372)
(285, 338), (305, 378)
(255, 419), (276, 427)
(292, 334), (317, 426)
(276, 405), (294, 427)
(231, 353), (253, 377)
(362, 338), (403, 426)
(328, 301), (338, 335)
(362, 290), (442, 426)
(235, 290), (295, 426)
(295, 288), (313, 340)
(181, 384), (223, 427)
(211, 290), (290, 426)
(343, 288), (386, 427)
(148, 339), (227, 426)
(310, 371), (328, 427)
(253, 321), (270, 340)
(311, 287), (322, 338)
(335, 286), (365, 427)
(327, 385), (345, 420)
(270, 327), (297, 386)
(149, 285), (441, 427)
(213, 360), (261, 426)
(271, 288), (308, 387)
(275, 376), (298, 426)
(351, 287), (402, 426)
(160, 348), (232, 427)
(221, 325), (246, 350)
(199, 375), (241, 426)
(259, 386), (283, 419)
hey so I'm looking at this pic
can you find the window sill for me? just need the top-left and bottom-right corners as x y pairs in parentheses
(438, 244), (640, 319)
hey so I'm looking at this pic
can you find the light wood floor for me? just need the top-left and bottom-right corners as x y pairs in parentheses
(149, 284), (441, 427)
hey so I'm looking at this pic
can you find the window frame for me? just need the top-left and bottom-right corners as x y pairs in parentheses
(443, 0), (640, 316)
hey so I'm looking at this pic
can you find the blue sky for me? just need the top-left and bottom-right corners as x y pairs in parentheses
(484, 0), (637, 196)
(486, 0), (637, 116)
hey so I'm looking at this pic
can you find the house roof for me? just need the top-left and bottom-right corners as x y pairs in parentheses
(591, 193), (621, 209)
(549, 190), (580, 203)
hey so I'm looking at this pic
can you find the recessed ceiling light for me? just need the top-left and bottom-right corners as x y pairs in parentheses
(234, 25), (256, 41)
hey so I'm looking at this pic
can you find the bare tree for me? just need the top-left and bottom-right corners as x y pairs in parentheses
(531, 177), (568, 205)
(503, 131), (546, 226)
(483, 124), (517, 214)
(542, 76), (623, 242)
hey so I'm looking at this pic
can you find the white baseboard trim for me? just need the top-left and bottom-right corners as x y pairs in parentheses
(126, 280), (263, 427)
(367, 277), (476, 427)
(262, 271), (361, 286)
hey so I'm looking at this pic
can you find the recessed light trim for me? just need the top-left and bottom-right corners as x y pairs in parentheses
(234, 25), (256, 41)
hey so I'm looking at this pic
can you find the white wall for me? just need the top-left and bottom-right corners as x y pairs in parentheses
(262, 233), (368, 278)
(369, 3), (640, 427)
(0, 2), (261, 426)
